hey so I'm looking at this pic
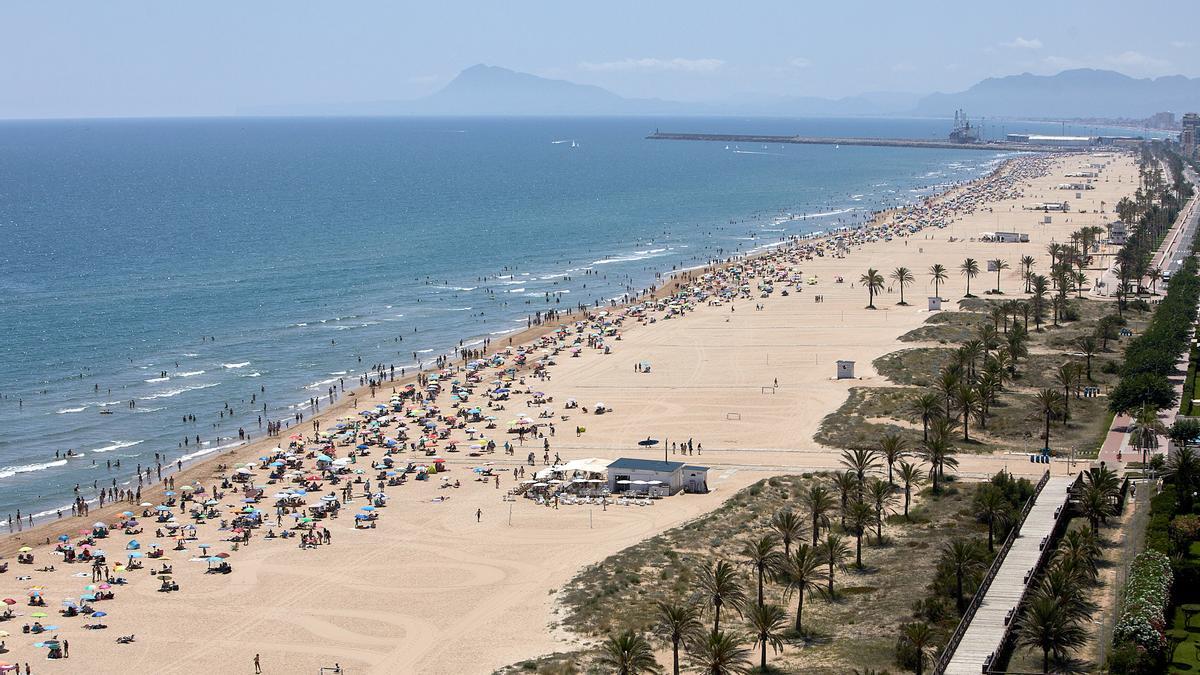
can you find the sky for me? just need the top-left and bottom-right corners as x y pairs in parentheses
(1, 0), (1197, 118)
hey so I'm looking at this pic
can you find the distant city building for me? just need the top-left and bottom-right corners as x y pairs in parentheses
(1182, 113), (1200, 159)
(1148, 111), (1176, 129)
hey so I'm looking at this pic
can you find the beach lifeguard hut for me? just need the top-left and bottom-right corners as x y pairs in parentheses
(836, 360), (855, 379)
(927, 296), (942, 311)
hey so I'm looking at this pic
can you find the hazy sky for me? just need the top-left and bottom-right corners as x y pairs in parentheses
(1, 0), (1197, 118)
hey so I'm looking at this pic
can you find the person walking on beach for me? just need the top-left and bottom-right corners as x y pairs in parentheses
(254, 653), (261, 674)
(475, 508), (482, 523)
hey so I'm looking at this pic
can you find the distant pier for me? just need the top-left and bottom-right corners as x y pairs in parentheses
(646, 131), (1079, 153)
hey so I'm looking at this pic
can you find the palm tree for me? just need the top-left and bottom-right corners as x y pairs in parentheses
(861, 268), (885, 309)
(974, 486), (1011, 552)
(1078, 482), (1114, 535)
(1017, 596), (1088, 674)
(818, 533), (850, 597)
(928, 264), (948, 300)
(954, 384), (980, 442)
(1165, 445), (1200, 512)
(1020, 255), (1036, 292)
(943, 538), (986, 614)
(891, 266), (915, 305)
(1147, 266), (1162, 294)
(899, 622), (935, 675)
(833, 470), (857, 528)
(897, 460), (925, 519)
(1128, 405), (1165, 467)
(909, 392), (941, 443)
(781, 543), (826, 633)
(867, 478), (897, 542)
(960, 258), (980, 297)
(1055, 362), (1081, 422)
(990, 258), (1010, 293)
(878, 433), (907, 485)
(1030, 274), (1049, 330)
(841, 446), (881, 494)
(598, 630), (663, 675)
(769, 509), (805, 559)
(1074, 335), (1098, 380)
(846, 499), (873, 567)
(1033, 389), (1064, 452)
(697, 560), (748, 637)
(919, 435), (958, 494)
(802, 483), (836, 545)
(654, 600), (704, 675)
(1055, 529), (1101, 583)
(746, 603), (788, 672)
(688, 631), (752, 675)
(740, 534), (784, 608)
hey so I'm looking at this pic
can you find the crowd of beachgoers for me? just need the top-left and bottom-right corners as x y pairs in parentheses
(0, 152), (1062, 670)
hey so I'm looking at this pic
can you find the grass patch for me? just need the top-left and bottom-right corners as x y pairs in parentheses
(552, 476), (997, 674)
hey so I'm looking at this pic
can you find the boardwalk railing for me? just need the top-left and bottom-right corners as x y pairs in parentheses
(932, 470), (1050, 675)
(985, 474), (1076, 672)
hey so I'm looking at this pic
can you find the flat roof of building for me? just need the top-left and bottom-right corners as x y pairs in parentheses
(608, 457), (688, 472)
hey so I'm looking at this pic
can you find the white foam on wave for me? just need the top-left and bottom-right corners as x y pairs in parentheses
(436, 307), (472, 312)
(434, 285), (477, 292)
(135, 407), (164, 413)
(593, 248), (670, 266)
(802, 208), (856, 218)
(144, 377), (169, 383)
(140, 382), (219, 400)
(506, 288), (526, 293)
(57, 406), (87, 414)
(222, 362), (250, 369)
(241, 371), (262, 378)
(0, 459), (68, 480)
(178, 370), (205, 377)
(91, 440), (143, 453)
(179, 440), (242, 462)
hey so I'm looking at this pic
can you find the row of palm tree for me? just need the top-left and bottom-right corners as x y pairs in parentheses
(1015, 527), (1104, 672)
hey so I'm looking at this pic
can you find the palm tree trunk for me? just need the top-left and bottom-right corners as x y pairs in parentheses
(795, 590), (804, 633)
(1044, 411), (1051, 450)
(761, 636), (768, 671)
(713, 604), (721, 638)
(757, 569), (764, 608)
(827, 563), (835, 595)
(855, 533), (862, 566)
(673, 642), (680, 675)
(904, 488), (911, 517)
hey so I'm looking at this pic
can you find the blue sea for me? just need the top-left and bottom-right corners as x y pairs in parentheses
(0, 115), (1151, 518)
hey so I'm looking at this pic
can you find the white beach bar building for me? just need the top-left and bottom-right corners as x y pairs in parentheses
(606, 458), (710, 495)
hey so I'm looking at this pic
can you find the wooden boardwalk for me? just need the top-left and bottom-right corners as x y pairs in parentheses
(944, 476), (1074, 675)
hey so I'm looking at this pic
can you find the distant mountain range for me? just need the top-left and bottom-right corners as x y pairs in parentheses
(244, 64), (1200, 120)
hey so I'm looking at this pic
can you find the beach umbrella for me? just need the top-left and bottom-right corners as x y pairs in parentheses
(30, 612), (46, 618)
(637, 438), (660, 447)
(164, 491), (176, 496)
(57, 535), (68, 542)
(140, 502), (153, 507)
(0, 599), (13, 605)
(17, 547), (31, 553)
(359, 505), (375, 511)
(92, 611), (107, 618)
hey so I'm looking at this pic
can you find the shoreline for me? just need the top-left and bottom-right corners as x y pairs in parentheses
(0, 152), (1017, 540)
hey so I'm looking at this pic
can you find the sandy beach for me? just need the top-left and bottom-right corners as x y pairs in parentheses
(0, 150), (1140, 674)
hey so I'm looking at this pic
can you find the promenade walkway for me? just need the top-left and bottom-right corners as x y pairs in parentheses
(943, 475), (1074, 675)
